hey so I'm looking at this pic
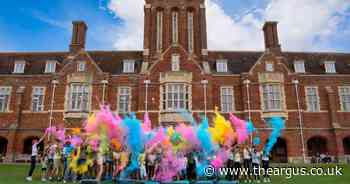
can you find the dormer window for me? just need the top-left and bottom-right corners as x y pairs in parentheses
(77, 61), (86, 72)
(294, 60), (305, 73)
(216, 59), (228, 73)
(265, 62), (274, 72)
(45, 60), (57, 73)
(324, 61), (336, 73)
(171, 54), (180, 71)
(123, 60), (135, 73)
(13, 60), (25, 73)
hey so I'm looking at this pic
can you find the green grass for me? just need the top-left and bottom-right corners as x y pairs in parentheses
(0, 163), (349, 184)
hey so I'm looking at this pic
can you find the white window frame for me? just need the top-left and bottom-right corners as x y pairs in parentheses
(324, 61), (336, 73)
(220, 86), (234, 113)
(45, 60), (57, 73)
(261, 84), (283, 111)
(117, 87), (131, 114)
(77, 61), (86, 72)
(216, 59), (228, 73)
(265, 62), (274, 72)
(123, 60), (135, 73)
(305, 86), (320, 112)
(172, 11), (179, 44)
(187, 11), (194, 53)
(339, 86), (350, 112)
(32, 87), (45, 112)
(68, 84), (90, 112)
(0, 87), (11, 112)
(156, 10), (163, 52)
(171, 54), (180, 71)
(161, 83), (190, 112)
(294, 60), (305, 73)
(13, 60), (26, 73)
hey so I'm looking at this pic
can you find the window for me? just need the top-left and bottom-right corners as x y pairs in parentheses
(118, 87), (131, 113)
(32, 87), (45, 112)
(324, 61), (336, 73)
(187, 11), (194, 53)
(216, 60), (228, 72)
(171, 54), (180, 71)
(0, 87), (11, 112)
(172, 11), (178, 44)
(45, 61), (56, 73)
(77, 61), (86, 72)
(156, 10), (163, 52)
(162, 84), (189, 111)
(123, 60), (135, 73)
(13, 61), (25, 73)
(69, 84), (90, 112)
(339, 86), (350, 112)
(305, 87), (320, 112)
(262, 84), (282, 111)
(265, 62), (274, 72)
(294, 60), (305, 73)
(221, 87), (234, 113)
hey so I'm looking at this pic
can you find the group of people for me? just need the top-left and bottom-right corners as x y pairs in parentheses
(25, 131), (272, 183)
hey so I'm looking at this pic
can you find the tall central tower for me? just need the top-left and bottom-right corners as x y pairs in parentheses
(143, 0), (208, 59)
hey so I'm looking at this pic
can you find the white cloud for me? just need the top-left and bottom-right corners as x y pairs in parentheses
(107, 0), (350, 51)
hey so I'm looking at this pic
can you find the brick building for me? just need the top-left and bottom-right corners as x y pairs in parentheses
(0, 0), (350, 163)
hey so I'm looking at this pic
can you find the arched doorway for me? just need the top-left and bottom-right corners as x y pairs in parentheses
(307, 136), (328, 157)
(270, 138), (288, 163)
(0, 137), (8, 158)
(343, 136), (350, 155)
(23, 137), (44, 155)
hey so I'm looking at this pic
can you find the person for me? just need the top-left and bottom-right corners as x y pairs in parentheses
(233, 148), (242, 181)
(40, 152), (48, 182)
(147, 151), (156, 180)
(63, 141), (74, 183)
(26, 132), (47, 181)
(186, 152), (197, 181)
(262, 151), (270, 183)
(226, 147), (235, 180)
(47, 142), (57, 180)
(139, 151), (147, 180)
(243, 146), (252, 183)
(251, 147), (261, 183)
(53, 144), (63, 181)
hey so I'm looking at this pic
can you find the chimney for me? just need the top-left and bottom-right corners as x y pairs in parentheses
(263, 21), (281, 52)
(69, 21), (88, 53)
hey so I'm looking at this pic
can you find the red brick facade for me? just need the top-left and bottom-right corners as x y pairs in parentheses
(0, 0), (350, 163)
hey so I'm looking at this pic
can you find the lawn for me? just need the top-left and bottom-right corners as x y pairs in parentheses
(0, 163), (349, 184)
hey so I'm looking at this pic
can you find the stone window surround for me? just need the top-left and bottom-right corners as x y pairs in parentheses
(117, 86), (132, 113)
(31, 86), (46, 112)
(305, 86), (320, 112)
(220, 86), (235, 113)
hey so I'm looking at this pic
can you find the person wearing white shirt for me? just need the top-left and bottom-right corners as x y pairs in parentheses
(243, 147), (252, 183)
(261, 151), (270, 183)
(233, 149), (242, 181)
(26, 131), (47, 181)
(251, 148), (261, 183)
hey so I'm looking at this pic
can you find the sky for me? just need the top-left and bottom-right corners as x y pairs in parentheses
(0, 0), (349, 52)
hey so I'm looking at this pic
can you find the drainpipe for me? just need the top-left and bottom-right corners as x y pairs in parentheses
(243, 79), (252, 145)
(293, 79), (306, 163)
(201, 80), (208, 116)
(144, 80), (151, 112)
(101, 80), (108, 105)
(48, 80), (58, 140)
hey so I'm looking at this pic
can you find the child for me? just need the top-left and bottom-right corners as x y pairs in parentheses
(262, 151), (270, 183)
(53, 144), (63, 181)
(41, 152), (48, 182)
(139, 151), (147, 180)
(251, 148), (261, 183)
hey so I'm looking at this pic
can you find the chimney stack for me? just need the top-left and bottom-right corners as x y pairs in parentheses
(263, 21), (281, 52)
(69, 21), (87, 53)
